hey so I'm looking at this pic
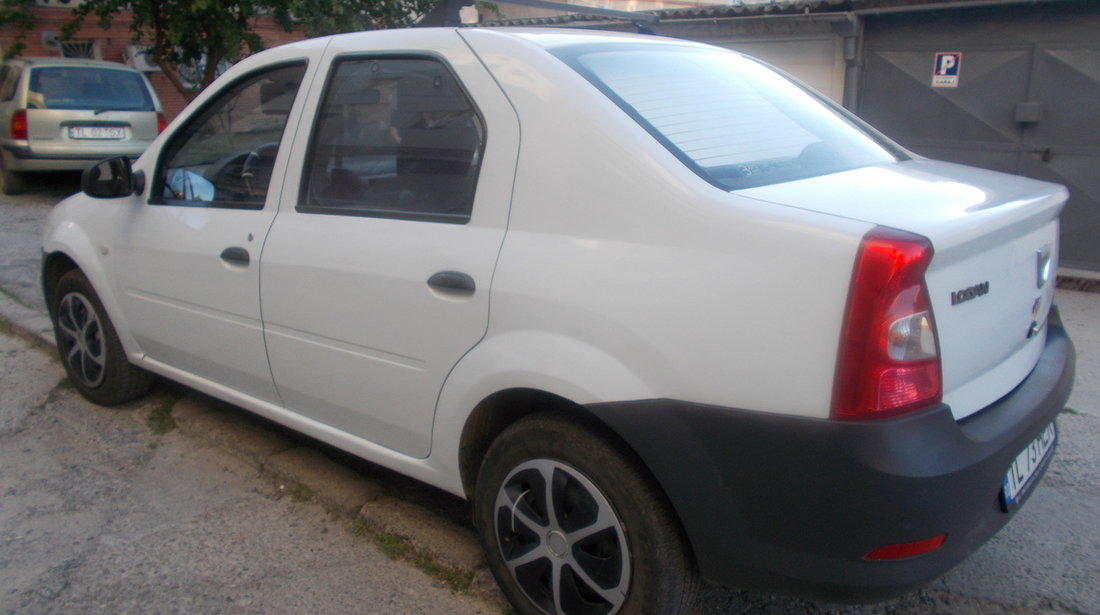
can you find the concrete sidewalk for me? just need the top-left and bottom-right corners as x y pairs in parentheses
(1055, 286), (1100, 417)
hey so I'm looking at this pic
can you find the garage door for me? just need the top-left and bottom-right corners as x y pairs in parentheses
(857, 4), (1100, 273)
(706, 36), (846, 103)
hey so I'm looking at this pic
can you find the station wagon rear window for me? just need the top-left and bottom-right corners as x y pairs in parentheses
(28, 67), (155, 112)
(555, 44), (900, 190)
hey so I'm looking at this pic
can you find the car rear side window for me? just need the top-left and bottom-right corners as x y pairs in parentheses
(27, 67), (154, 111)
(299, 56), (484, 224)
(555, 44), (899, 190)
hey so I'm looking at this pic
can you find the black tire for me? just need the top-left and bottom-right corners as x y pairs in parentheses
(475, 413), (698, 615)
(52, 269), (154, 405)
(0, 157), (25, 195)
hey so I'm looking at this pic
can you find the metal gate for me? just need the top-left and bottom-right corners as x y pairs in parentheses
(857, 3), (1100, 273)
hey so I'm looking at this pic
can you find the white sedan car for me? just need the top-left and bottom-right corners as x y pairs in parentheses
(43, 28), (1074, 615)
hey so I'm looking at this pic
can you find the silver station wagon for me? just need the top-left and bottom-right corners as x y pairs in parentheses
(0, 57), (164, 194)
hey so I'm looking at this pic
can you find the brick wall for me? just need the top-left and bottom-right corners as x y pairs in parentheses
(1, 7), (306, 120)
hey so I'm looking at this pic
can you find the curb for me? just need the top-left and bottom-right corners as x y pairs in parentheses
(0, 290), (54, 348)
(171, 392), (502, 607)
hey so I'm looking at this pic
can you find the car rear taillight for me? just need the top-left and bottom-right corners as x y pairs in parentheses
(157, 112), (167, 133)
(832, 227), (942, 419)
(11, 109), (27, 140)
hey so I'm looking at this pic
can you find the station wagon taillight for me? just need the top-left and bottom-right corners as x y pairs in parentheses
(832, 227), (942, 419)
(11, 109), (27, 140)
(157, 112), (167, 133)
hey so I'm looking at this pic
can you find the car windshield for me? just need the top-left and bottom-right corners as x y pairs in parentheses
(553, 43), (900, 190)
(28, 66), (154, 112)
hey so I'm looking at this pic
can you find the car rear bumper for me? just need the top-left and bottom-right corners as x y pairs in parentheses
(587, 307), (1075, 601)
(2, 144), (143, 172)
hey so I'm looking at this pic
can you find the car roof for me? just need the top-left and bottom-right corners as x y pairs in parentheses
(299, 26), (707, 53)
(5, 56), (143, 72)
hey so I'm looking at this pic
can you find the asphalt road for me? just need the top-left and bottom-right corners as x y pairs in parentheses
(0, 330), (495, 615)
(1, 176), (1098, 614)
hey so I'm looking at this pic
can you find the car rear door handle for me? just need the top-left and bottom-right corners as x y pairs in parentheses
(427, 271), (475, 297)
(220, 247), (250, 266)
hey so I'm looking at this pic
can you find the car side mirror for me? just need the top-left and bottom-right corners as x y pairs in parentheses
(82, 157), (141, 198)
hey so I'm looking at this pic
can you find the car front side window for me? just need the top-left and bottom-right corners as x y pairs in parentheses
(155, 63), (305, 209)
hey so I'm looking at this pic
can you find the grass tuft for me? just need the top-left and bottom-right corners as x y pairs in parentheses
(377, 531), (411, 560)
(415, 552), (474, 592)
(286, 483), (313, 502)
(146, 396), (179, 434)
(347, 518), (473, 592)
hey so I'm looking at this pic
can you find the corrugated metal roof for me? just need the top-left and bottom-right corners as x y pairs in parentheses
(478, 1), (845, 28)
(476, 0), (1073, 27)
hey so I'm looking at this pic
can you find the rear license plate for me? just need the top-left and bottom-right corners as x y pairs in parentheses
(69, 126), (125, 140)
(1001, 422), (1056, 511)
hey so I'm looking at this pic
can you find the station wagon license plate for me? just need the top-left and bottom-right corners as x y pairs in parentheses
(1001, 422), (1056, 511)
(69, 126), (125, 140)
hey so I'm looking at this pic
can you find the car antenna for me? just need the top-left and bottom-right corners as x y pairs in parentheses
(417, 0), (660, 35)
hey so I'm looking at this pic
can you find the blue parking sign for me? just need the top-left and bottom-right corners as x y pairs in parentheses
(932, 52), (962, 88)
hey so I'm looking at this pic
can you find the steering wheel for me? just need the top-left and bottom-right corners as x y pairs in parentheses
(240, 142), (280, 199)
(202, 142), (280, 202)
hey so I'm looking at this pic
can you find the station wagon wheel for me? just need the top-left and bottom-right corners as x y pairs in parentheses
(475, 413), (698, 615)
(0, 157), (24, 195)
(51, 270), (154, 406)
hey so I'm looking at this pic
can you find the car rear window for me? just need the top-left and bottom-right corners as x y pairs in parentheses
(28, 66), (155, 112)
(553, 43), (900, 190)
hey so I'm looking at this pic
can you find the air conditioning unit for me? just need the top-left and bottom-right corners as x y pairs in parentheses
(124, 45), (161, 73)
(41, 31), (60, 51)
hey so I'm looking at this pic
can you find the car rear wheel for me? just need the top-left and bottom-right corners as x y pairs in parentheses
(475, 413), (698, 615)
(52, 269), (154, 405)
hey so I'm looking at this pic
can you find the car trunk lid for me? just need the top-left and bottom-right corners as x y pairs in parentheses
(739, 159), (1067, 420)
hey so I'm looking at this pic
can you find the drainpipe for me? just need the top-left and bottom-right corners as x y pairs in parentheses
(839, 13), (863, 113)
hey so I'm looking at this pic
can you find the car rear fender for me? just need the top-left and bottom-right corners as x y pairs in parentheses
(430, 329), (656, 493)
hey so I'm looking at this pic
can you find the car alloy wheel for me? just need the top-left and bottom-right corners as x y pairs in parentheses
(50, 269), (154, 406)
(476, 413), (698, 615)
(494, 458), (630, 615)
(56, 290), (108, 388)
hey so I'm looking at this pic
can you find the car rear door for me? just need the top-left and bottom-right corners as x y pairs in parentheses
(259, 30), (520, 457)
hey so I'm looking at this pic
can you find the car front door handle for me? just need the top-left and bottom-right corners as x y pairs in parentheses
(427, 271), (475, 297)
(220, 247), (250, 266)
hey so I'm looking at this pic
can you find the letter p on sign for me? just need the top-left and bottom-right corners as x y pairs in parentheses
(932, 52), (962, 88)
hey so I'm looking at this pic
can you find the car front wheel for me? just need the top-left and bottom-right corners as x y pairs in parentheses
(475, 413), (698, 615)
(52, 269), (154, 405)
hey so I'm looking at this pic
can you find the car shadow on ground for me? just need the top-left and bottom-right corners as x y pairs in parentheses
(16, 171), (83, 199)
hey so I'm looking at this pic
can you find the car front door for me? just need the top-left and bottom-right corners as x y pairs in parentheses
(111, 56), (316, 403)
(260, 33), (519, 457)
